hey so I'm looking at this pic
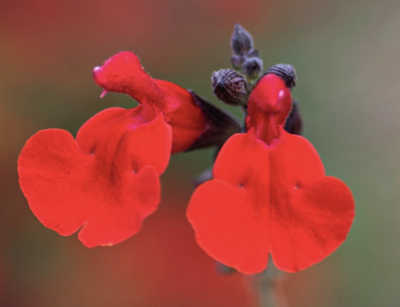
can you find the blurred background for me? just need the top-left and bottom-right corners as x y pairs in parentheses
(1, 0), (399, 306)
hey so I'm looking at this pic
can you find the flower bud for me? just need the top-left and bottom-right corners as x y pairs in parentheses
(241, 57), (263, 79)
(230, 55), (243, 70)
(212, 69), (249, 105)
(231, 24), (253, 56)
(265, 64), (297, 89)
(247, 49), (260, 58)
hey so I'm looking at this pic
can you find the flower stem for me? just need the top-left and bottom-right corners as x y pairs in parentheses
(249, 260), (289, 307)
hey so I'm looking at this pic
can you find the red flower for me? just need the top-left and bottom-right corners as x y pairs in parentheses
(18, 51), (211, 247)
(92, 52), (209, 154)
(187, 74), (355, 274)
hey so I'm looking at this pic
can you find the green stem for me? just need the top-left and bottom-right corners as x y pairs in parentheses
(249, 261), (289, 307)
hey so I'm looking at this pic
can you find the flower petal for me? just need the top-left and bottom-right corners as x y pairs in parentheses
(18, 109), (172, 247)
(188, 180), (270, 274)
(76, 107), (171, 175)
(93, 51), (165, 108)
(18, 129), (97, 236)
(156, 80), (207, 153)
(187, 130), (355, 273)
(247, 74), (292, 143)
(77, 165), (160, 247)
(269, 175), (355, 272)
(187, 132), (271, 274)
(268, 129), (354, 272)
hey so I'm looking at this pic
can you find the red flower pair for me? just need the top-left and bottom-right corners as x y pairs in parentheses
(18, 50), (354, 273)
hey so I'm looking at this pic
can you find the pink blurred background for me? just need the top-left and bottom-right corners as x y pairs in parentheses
(2, 0), (400, 306)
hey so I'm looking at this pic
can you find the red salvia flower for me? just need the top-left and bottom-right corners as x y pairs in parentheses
(92, 52), (209, 154)
(187, 73), (355, 274)
(18, 51), (221, 247)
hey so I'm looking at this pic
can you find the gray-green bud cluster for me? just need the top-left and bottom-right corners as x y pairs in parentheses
(230, 24), (263, 80)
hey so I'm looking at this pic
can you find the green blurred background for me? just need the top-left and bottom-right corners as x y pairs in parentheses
(1, 0), (399, 306)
